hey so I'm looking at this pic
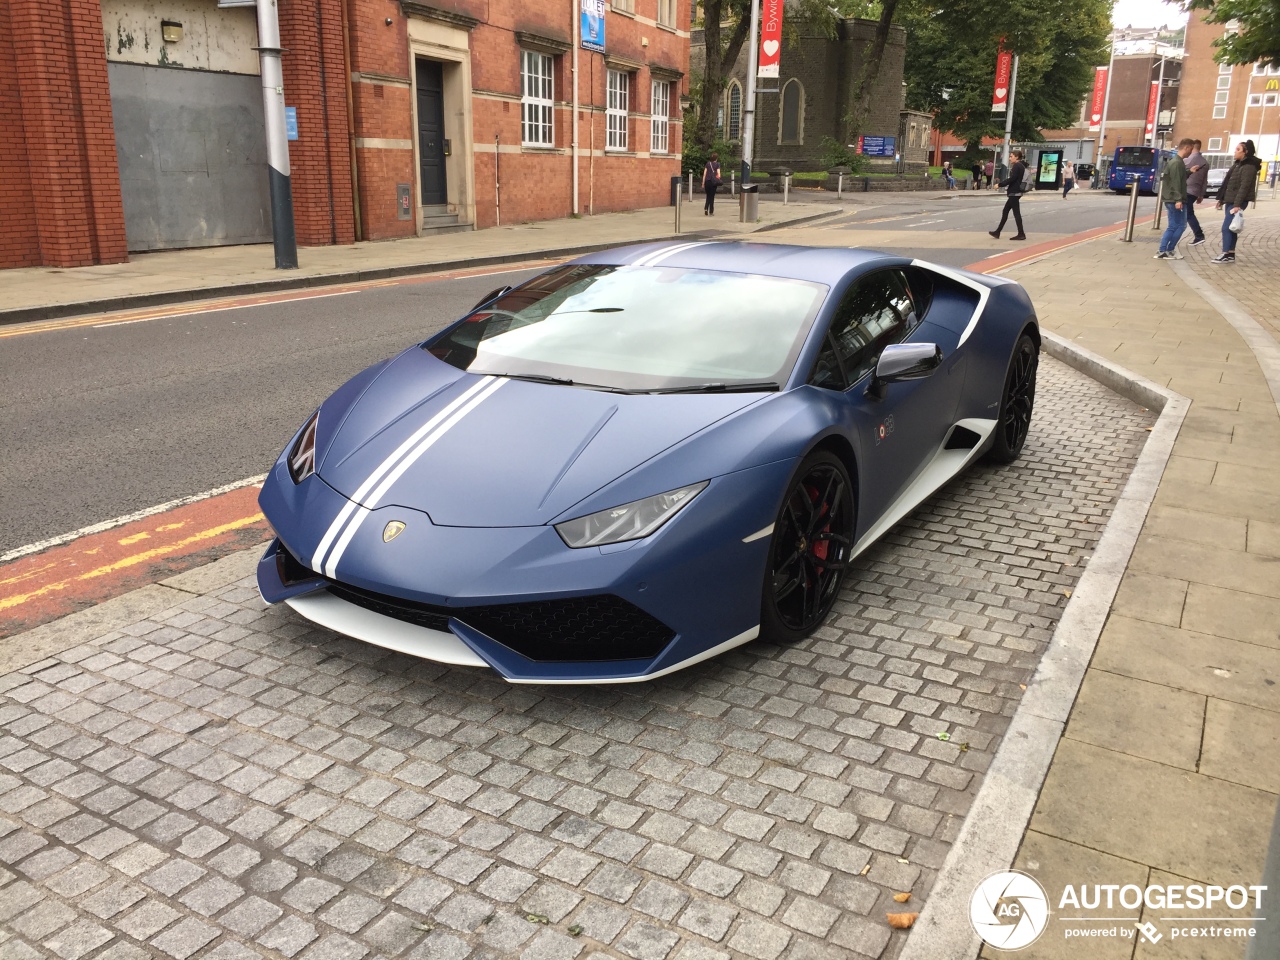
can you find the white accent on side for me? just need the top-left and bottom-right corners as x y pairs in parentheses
(910, 259), (992, 348)
(311, 376), (496, 572)
(851, 418), (998, 559)
(285, 591), (488, 667)
(742, 523), (774, 543)
(504, 625), (761, 685)
(631, 241), (712, 268)
(322, 377), (507, 578)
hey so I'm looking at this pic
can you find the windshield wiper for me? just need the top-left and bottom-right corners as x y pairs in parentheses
(491, 372), (575, 386)
(644, 381), (781, 394)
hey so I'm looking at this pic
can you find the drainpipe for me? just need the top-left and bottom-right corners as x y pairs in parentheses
(572, 0), (580, 215)
(495, 134), (501, 226)
(256, 0), (299, 268)
(340, 0), (361, 240)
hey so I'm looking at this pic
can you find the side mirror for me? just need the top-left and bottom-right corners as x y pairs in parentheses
(472, 285), (511, 310)
(869, 343), (943, 398)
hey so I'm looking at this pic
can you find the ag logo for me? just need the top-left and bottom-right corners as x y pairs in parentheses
(875, 415), (896, 445)
(970, 871), (1049, 950)
(382, 520), (407, 543)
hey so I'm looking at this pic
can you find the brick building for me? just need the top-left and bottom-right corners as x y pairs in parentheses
(0, 0), (688, 269)
(1173, 11), (1280, 172)
(691, 17), (916, 174)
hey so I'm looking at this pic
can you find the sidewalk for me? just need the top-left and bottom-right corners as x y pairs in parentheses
(0, 199), (837, 325)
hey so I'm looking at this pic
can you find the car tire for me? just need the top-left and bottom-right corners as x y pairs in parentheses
(986, 332), (1038, 465)
(760, 450), (856, 645)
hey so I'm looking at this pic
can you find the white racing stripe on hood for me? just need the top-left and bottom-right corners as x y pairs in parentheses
(630, 241), (713, 268)
(311, 376), (498, 574)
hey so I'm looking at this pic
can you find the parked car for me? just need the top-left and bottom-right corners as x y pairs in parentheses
(1075, 162), (1096, 183)
(257, 243), (1040, 683)
(1206, 167), (1228, 198)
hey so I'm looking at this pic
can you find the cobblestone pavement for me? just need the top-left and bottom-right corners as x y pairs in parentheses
(0, 357), (1155, 960)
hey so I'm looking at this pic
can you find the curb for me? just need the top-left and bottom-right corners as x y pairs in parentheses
(897, 332), (1190, 960)
(0, 209), (840, 328)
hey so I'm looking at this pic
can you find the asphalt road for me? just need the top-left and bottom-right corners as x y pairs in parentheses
(0, 188), (1136, 554)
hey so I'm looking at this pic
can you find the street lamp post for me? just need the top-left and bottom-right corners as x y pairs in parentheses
(740, 0), (761, 220)
(255, 0), (298, 269)
(1095, 38), (1117, 175)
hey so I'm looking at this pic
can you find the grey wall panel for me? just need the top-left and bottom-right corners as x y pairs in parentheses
(109, 62), (272, 251)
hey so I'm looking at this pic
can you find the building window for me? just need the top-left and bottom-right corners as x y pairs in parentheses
(1248, 94), (1263, 106)
(1217, 75), (1231, 89)
(1215, 91), (1230, 104)
(780, 78), (803, 144)
(658, 0), (676, 27)
(607, 69), (629, 150)
(611, 0), (634, 12)
(1208, 137), (1223, 150)
(1213, 105), (1228, 119)
(1267, 93), (1279, 106)
(726, 81), (742, 140)
(521, 51), (554, 146)
(1220, 63), (1233, 74)
(651, 80), (670, 154)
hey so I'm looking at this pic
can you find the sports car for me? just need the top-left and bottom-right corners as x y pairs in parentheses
(257, 241), (1039, 684)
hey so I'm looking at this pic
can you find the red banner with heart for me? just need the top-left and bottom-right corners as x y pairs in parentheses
(757, 0), (784, 78)
(1089, 66), (1107, 131)
(1145, 80), (1159, 139)
(992, 45), (1013, 113)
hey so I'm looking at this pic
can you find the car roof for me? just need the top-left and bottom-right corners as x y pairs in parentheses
(571, 240), (906, 285)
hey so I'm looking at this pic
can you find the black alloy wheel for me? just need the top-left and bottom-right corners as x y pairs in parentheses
(987, 332), (1038, 464)
(761, 451), (856, 644)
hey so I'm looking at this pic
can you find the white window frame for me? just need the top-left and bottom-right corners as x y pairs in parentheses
(657, 0), (676, 26)
(607, 69), (629, 151)
(521, 51), (555, 147)
(611, 0), (635, 12)
(1248, 93), (1263, 106)
(1213, 105), (1228, 119)
(1208, 137), (1223, 151)
(1217, 75), (1232, 89)
(1220, 63), (1234, 74)
(650, 80), (670, 154)
(1215, 90), (1230, 104)
(1266, 93), (1279, 106)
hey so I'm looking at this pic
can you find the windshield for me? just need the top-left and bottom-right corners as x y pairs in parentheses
(426, 263), (828, 392)
(1115, 147), (1156, 169)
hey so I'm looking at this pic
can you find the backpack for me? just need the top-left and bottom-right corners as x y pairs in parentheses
(1020, 164), (1036, 195)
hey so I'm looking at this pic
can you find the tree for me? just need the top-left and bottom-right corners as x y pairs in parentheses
(1185, 0), (1280, 69)
(902, 0), (1109, 152)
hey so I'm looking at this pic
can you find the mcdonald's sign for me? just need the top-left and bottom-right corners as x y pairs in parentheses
(1267, 78), (1280, 90)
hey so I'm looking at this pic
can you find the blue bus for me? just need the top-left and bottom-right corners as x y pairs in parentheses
(1108, 145), (1177, 194)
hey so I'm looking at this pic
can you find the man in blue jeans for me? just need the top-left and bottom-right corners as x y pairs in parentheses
(1154, 139), (1195, 259)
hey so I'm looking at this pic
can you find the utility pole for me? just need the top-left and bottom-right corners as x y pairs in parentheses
(1000, 55), (1019, 168)
(255, 0), (298, 269)
(572, 0), (579, 216)
(740, 0), (760, 216)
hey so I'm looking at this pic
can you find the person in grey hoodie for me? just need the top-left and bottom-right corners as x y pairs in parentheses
(1213, 140), (1262, 263)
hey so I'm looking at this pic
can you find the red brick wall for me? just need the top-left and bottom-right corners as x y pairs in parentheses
(280, 0), (356, 245)
(0, 0), (127, 268)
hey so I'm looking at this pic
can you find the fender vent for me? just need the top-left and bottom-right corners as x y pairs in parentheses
(945, 425), (982, 450)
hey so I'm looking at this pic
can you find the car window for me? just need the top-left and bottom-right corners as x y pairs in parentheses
(811, 270), (916, 389)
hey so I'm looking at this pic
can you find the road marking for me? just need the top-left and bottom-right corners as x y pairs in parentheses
(908, 219), (946, 227)
(1, 259), (565, 341)
(0, 475), (266, 564)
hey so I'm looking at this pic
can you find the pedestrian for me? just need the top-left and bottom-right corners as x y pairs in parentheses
(984, 159), (995, 190)
(1212, 139), (1262, 264)
(1153, 138), (1195, 259)
(1061, 160), (1075, 198)
(971, 159), (983, 191)
(702, 152), (722, 216)
(942, 160), (955, 190)
(1184, 138), (1208, 246)
(988, 149), (1028, 241)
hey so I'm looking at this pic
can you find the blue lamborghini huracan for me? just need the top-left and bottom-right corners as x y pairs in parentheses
(257, 241), (1039, 683)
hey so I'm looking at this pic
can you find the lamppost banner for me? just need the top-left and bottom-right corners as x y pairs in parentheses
(992, 45), (1013, 112)
(1089, 66), (1108, 131)
(757, 0), (783, 78)
(1145, 80), (1159, 140)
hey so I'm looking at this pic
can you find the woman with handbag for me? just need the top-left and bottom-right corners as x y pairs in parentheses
(703, 153), (722, 216)
(1212, 140), (1261, 264)
(988, 150), (1028, 241)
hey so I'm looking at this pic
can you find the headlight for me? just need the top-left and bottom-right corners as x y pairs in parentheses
(287, 411), (319, 484)
(555, 482), (709, 548)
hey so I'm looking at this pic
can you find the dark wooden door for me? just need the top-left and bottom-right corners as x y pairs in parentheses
(415, 59), (447, 206)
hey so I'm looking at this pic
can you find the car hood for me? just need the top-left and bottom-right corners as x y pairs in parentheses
(317, 349), (768, 527)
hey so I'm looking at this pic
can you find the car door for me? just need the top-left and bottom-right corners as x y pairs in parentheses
(808, 268), (957, 530)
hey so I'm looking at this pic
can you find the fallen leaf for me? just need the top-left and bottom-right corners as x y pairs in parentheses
(1063, 589), (1072, 598)
(897, 857), (910, 864)
(893, 892), (912, 903)
(568, 925), (584, 937)
(1019, 684), (1027, 690)
(412, 922), (434, 933)
(887, 912), (919, 929)
(959, 742), (970, 752)
(525, 913), (550, 924)
(937, 732), (951, 742)
(860, 864), (872, 876)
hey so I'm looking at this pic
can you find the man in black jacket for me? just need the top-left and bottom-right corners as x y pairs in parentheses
(988, 150), (1028, 241)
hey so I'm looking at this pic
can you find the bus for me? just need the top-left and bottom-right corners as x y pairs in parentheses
(1108, 145), (1177, 194)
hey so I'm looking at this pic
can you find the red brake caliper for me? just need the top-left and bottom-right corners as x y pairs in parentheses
(804, 484), (831, 565)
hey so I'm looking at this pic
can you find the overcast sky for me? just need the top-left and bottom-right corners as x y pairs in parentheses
(1111, 0), (1189, 29)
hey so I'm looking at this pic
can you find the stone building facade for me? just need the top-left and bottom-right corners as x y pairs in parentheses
(691, 16), (913, 173)
(0, 0), (689, 268)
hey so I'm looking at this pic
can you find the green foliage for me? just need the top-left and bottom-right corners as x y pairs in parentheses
(902, 0), (1109, 148)
(681, 131), (739, 178)
(1186, 0), (1280, 68)
(816, 136), (870, 173)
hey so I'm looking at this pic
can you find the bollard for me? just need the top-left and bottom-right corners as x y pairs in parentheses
(674, 180), (681, 233)
(688, 172), (694, 202)
(1121, 180), (1140, 242)
(1152, 175), (1164, 230)
(783, 174), (790, 205)
(731, 172), (736, 196)
(837, 173), (843, 199)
